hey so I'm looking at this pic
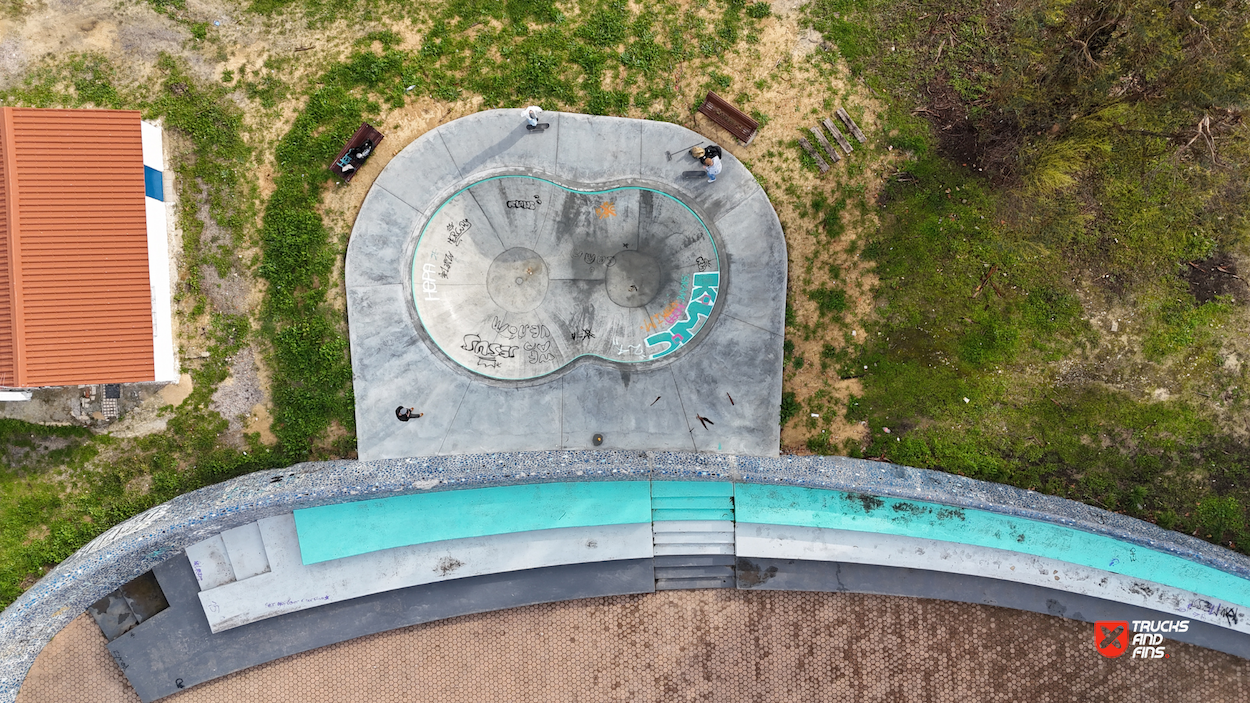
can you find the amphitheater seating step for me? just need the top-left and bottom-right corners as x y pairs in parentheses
(651, 482), (736, 589)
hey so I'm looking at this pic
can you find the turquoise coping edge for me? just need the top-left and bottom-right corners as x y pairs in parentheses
(295, 481), (651, 564)
(736, 483), (1250, 610)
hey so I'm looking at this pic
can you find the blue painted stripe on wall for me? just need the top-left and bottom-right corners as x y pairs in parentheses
(144, 165), (164, 201)
(295, 481), (651, 564)
(652, 481), (734, 497)
(651, 496), (733, 509)
(735, 483), (1250, 610)
(651, 508), (733, 521)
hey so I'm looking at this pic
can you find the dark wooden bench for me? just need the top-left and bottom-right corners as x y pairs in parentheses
(697, 91), (760, 146)
(330, 123), (385, 182)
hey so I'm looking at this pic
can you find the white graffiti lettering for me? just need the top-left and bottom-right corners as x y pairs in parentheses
(421, 263), (440, 300)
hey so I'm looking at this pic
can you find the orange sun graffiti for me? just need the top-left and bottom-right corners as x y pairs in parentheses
(596, 201), (617, 219)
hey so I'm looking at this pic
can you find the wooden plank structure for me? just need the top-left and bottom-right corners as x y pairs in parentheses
(821, 118), (853, 154)
(836, 108), (867, 143)
(697, 91), (760, 146)
(808, 127), (841, 164)
(331, 123), (385, 182)
(797, 138), (829, 173)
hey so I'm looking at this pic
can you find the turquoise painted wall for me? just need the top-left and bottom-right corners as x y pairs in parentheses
(735, 483), (1250, 610)
(295, 481), (651, 564)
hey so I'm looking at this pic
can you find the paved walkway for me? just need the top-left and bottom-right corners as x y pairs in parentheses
(19, 591), (1248, 703)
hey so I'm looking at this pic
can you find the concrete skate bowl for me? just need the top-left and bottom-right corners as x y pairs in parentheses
(345, 110), (787, 459)
(414, 175), (723, 380)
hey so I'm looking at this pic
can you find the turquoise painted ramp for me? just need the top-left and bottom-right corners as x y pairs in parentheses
(295, 481), (651, 564)
(736, 483), (1250, 610)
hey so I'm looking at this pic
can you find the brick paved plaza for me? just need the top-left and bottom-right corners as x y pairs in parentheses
(19, 590), (1248, 703)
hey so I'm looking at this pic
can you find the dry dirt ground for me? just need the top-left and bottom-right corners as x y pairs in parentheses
(18, 590), (1250, 703)
(1, 0), (893, 453)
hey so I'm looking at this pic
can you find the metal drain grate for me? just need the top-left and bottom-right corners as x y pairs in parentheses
(103, 384), (121, 418)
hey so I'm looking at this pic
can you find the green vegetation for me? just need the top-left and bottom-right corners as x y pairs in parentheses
(804, 0), (1250, 550)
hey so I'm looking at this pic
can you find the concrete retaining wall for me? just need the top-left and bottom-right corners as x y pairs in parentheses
(4, 451), (1250, 701)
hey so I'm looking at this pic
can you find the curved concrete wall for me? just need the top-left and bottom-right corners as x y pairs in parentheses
(4, 452), (1250, 702)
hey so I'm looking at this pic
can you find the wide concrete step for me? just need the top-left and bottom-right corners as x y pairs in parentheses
(652, 520), (735, 534)
(654, 565), (735, 580)
(653, 542), (735, 556)
(652, 481), (733, 497)
(653, 531), (734, 544)
(219, 522), (271, 580)
(651, 496), (734, 510)
(656, 575), (735, 590)
(652, 508), (734, 521)
(653, 554), (736, 568)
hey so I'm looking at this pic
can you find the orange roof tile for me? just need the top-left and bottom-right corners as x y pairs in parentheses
(0, 107), (156, 387)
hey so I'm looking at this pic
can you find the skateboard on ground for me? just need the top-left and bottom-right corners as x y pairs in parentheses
(682, 170), (707, 179)
(526, 123), (551, 131)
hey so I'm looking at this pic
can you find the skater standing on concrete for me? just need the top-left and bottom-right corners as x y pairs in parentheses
(692, 144), (723, 182)
(396, 406), (423, 421)
(703, 153), (722, 182)
(522, 105), (543, 127)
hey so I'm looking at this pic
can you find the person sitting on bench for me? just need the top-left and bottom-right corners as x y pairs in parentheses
(339, 139), (375, 174)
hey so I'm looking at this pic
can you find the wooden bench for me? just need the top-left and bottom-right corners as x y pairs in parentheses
(330, 123), (385, 182)
(697, 91), (760, 146)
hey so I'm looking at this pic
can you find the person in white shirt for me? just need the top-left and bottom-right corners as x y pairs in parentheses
(703, 155), (722, 182)
(522, 105), (543, 127)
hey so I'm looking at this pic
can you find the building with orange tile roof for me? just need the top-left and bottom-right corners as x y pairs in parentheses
(0, 107), (176, 388)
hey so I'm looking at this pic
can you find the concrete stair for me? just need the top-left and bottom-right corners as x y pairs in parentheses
(651, 482), (735, 589)
(185, 521), (271, 592)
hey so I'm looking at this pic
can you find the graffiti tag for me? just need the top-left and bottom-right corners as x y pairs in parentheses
(612, 337), (644, 357)
(576, 250), (616, 267)
(446, 218), (471, 246)
(491, 316), (551, 340)
(438, 252), (455, 279)
(645, 271), (719, 359)
(506, 194), (542, 210)
(525, 340), (555, 365)
(461, 334), (517, 368)
(421, 263), (440, 300)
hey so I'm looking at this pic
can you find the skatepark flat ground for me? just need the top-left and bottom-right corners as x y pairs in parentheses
(20, 590), (1248, 703)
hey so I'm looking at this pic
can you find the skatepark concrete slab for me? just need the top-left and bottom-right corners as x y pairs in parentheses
(437, 109), (563, 176)
(371, 132), (463, 214)
(344, 187), (421, 287)
(347, 110), (785, 459)
(553, 113), (642, 182)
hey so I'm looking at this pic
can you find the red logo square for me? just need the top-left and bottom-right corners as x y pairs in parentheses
(1096, 621), (1129, 657)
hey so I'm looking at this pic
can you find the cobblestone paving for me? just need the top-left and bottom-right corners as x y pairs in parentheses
(19, 591), (1249, 703)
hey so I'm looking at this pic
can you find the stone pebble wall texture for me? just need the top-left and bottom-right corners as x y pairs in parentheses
(3, 451), (1250, 703)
